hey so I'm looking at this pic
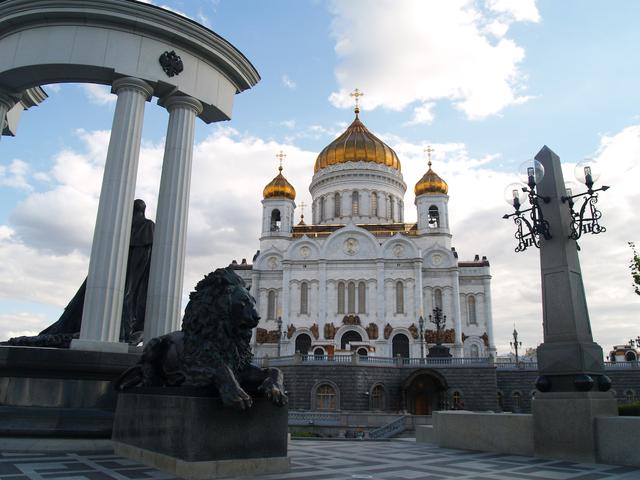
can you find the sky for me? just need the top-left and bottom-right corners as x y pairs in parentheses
(1, 0), (639, 356)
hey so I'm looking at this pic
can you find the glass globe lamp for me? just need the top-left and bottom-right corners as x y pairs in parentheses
(519, 159), (545, 188)
(504, 182), (527, 211)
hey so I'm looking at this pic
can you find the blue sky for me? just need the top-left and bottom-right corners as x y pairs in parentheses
(1, 0), (639, 355)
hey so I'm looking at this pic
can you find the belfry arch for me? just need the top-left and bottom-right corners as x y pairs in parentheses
(0, 0), (260, 352)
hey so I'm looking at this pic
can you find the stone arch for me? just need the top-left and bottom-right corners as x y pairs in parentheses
(311, 380), (340, 411)
(294, 332), (312, 355)
(381, 234), (419, 259)
(335, 324), (369, 350)
(369, 382), (387, 411)
(320, 225), (381, 260)
(402, 369), (448, 415)
(284, 237), (321, 261)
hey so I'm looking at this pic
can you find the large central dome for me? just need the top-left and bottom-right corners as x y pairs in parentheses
(314, 111), (401, 173)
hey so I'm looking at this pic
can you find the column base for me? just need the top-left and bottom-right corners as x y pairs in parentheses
(533, 391), (617, 463)
(70, 339), (129, 353)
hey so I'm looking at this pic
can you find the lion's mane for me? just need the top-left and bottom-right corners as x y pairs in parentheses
(179, 268), (253, 385)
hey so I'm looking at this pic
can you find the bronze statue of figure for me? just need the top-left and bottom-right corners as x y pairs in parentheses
(115, 268), (288, 410)
(5, 199), (154, 348)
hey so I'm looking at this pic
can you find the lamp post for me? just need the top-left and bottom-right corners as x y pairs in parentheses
(510, 328), (522, 364)
(276, 315), (282, 357)
(418, 316), (425, 361)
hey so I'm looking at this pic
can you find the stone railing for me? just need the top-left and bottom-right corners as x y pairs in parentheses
(368, 415), (407, 439)
(288, 410), (341, 426)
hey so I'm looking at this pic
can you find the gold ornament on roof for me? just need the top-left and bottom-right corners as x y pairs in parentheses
(298, 201), (307, 225)
(263, 151), (296, 200)
(415, 146), (448, 196)
(314, 89), (401, 173)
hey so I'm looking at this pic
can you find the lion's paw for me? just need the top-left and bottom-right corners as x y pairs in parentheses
(221, 385), (253, 410)
(260, 379), (288, 407)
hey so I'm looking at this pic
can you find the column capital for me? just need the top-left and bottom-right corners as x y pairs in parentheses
(160, 94), (203, 115)
(111, 77), (154, 100)
(0, 90), (19, 110)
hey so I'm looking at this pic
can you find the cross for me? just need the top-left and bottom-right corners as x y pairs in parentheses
(350, 88), (365, 113)
(298, 201), (306, 222)
(424, 145), (435, 167)
(276, 150), (286, 171)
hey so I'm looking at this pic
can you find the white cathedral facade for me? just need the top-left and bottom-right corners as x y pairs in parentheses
(233, 108), (495, 359)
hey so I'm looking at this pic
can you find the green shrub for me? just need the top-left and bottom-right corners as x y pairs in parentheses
(291, 431), (321, 438)
(618, 401), (640, 416)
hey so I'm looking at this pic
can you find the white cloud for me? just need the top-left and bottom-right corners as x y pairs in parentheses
(408, 102), (436, 125)
(280, 119), (296, 129)
(282, 75), (297, 89)
(81, 84), (115, 105)
(0, 159), (31, 190)
(328, 0), (539, 120)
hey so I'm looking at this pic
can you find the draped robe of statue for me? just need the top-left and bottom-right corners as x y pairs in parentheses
(5, 199), (154, 347)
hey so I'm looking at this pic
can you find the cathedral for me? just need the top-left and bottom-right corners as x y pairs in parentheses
(233, 104), (495, 360)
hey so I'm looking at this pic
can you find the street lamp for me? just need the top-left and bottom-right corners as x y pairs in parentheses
(510, 328), (522, 364)
(276, 315), (282, 357)
(418, 315), (425, 361)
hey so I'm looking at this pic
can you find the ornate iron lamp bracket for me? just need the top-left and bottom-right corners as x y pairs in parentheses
(503, 186), (551, 253)
(562, 186), (609, 241)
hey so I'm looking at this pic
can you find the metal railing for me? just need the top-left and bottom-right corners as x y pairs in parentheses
(288, 410), (341, 426)
(368, 415), (407, 439)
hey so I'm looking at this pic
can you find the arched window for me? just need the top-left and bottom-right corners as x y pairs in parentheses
(313, 347), (325, 357)
(392, 333), (410, 358)
(428, 206), (439, 228)
(625, 390), (635, 403)
(267, 290), (276, 320)
(395, 281), (404, 314)
(452, 391), (462, 409)
(352, 191), (359, 215)
(319, 197), (325, 221)
(300, 282), (308, 315)
(358, 281), (366, 313)
(434, 289), (443, 310)
(347, 281), (356, 313)
(270, 209), (281, 231)
(334, 193), (341, 217)
(625, 351), (637, 361)
(497, 391), (504, 411)
(316, 384), (337, 411)
(512, 391), (522, 411)
(357, 347), (368, 356)
(295, 333), (311, 354)
(337, 282), (345, 314)
(468, 296), (477, 325)
(470, 344), (479, 358)
(371, 385), (385, 410)
(371, 192), (378, 217)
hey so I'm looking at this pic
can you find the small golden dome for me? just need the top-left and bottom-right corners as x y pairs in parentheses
(415, 161), (448, 196)
(263, 166), (296, 200)
(314, 111), (401, 173)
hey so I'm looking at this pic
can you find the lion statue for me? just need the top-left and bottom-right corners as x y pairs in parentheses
(114, 267), (287, 410)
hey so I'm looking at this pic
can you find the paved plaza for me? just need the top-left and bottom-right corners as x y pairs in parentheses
(1, 439), (639, 480)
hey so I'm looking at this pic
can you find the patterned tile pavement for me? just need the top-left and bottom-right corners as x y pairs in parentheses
(1, 439), (639, 480)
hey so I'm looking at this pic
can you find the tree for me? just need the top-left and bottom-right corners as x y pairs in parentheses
(630, 242), (640, 296)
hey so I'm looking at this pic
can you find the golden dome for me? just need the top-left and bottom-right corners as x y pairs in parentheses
(415, 161), (448, 196)
(314, 111), (401, 173)
(263, 166), (296, 200)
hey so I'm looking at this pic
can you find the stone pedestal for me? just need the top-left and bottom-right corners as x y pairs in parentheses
(533, 391), (617, 463)
(427, 345), (452, 358)
(112, 389), (290, 479)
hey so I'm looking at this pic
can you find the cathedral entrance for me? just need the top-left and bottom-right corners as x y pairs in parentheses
(402, 369), (448, 415)
(392, 333), (410, 358)
(295, 333), (312, 354)
(341, 330), (362, 350)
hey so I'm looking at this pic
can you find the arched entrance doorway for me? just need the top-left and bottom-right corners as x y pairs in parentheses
(341, 330), (362, 350)
(402, 369), (448, 415)
(392, 333), (410, 358)
(295, 333), (311, 354)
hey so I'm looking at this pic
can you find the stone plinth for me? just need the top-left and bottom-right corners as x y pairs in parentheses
(112, 389), (289, 479)
(533, 391), (617, 463)
(427, 345), (452, 358)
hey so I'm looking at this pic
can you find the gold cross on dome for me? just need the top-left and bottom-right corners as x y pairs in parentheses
(298, 201), (306, 221)
(424, 145), (435, 167)
(350, 88), (365, 114)
(276, 150), (286, 171)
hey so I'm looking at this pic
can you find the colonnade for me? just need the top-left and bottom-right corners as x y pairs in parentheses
(0, 77), (204, 352)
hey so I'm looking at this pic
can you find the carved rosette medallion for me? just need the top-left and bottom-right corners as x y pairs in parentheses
(393, 244), (405, 257)
(268, 256), (279, 269)
(159, 50), (184, 77)
(343, 237), (359, 255)
(431, 253), (443, 266)
(300, 246), (311, 258)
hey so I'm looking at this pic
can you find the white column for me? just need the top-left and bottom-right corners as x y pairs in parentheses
(281, 265), (291, 327)
(145, 95), (203, 339)
(452, 270), (463, 353)
(414, 260), (423, 317)
(483, 276), (496, 354)
(72, 77), (153, 353)
(376, 260), (385, 323)
(318, 261), (327, 335)
(0, 91), (17, 142)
